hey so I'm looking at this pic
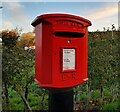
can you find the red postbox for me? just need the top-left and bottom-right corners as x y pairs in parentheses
(31, 14), (91, 89)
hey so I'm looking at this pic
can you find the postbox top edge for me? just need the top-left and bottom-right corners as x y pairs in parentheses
(31, 13), (92, 27)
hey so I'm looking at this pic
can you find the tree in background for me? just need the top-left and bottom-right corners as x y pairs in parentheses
(2, 25), (119, 111)
(2, 29), (20, 111)
(18, 32), (35, 48)
(74, 26), (119, 111)
(2, 29), (35, 111)
(15, 32), (35, 112)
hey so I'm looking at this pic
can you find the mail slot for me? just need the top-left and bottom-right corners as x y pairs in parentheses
(31, 13), (92, 89)
(54, 31), (85, 37)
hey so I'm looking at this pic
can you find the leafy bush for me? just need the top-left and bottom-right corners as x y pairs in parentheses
(102, 101), (119, 111)
(2, 29), (119, 111)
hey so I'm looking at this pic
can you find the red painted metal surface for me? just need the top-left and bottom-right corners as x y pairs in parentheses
(31, 13), (92, 89)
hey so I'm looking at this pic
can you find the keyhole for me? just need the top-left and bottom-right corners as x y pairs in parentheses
(68, 40), (71, 44)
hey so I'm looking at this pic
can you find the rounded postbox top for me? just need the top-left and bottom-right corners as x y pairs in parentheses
(31, 13), (92, 27)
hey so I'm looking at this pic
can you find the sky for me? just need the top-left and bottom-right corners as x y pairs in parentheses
(1, 1), (119, 32)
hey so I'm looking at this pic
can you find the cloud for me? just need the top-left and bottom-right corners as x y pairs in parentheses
(2, 21), (14, 30)
(6, 2), (23, 10)
(5, 2), (28, 23)
(0, 20), (14, 32)
(86, 3), (118, 21)
(85, 3), (118, 31)
(1, 0), (20, 2)
(2, 2), (33, 32)
(2, 0), (119, 2)
(88, 16), (118, 31)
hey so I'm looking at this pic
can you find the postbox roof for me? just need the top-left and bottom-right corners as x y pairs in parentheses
(31, 13), (92, 27)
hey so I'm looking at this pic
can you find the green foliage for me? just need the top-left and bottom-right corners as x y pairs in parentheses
(88, 31), (119, 89)
(2, 29), (21, 47)
(28, 93), (42, 110)
(2, 29), (35, 111)
(7, 87), (48, 110)
(102, 101), (119, 111)
(2, 27), (119, 111)
(91, 90), (100, 100)
(29, 82), (42, 94)
(74, 30), (119, 110)
(10, 97), (24, 110)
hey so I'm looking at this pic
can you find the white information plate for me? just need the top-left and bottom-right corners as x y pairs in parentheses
(63, 48), (76, 71)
